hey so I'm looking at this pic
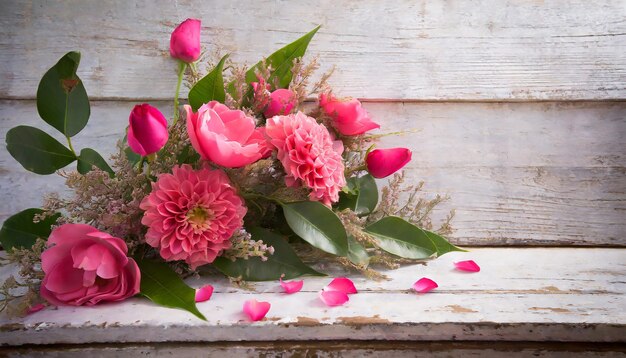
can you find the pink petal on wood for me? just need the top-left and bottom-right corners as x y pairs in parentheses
(325, 277), (357, 294)
(412, 277), (438, 293)
(454, 260), (481, 272)
(243, 299), (271, 321)
(280, 277), (303, 294)
(195, 284), (214, 302)
(319, 290), (349, 307)
(26, 303), (45, 315)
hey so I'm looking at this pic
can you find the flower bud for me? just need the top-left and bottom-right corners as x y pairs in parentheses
(366, 148), (412, 178)
(264, 89), (297, 118)
(127, 104), (169, 156)
(170, 18), (201, 63)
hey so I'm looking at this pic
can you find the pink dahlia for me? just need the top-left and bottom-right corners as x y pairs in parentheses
(140, 165), (246, 269)
(265, 112), (346, 206)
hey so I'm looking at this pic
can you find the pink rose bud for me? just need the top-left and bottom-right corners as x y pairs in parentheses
(185, 102), (270, 168)
(127, 104), (169, 156)
(39, 224), (140, 306)
(263, 89), (297, 118)
(170, 18), (201, 63)
(319, 92), (380, 136)
(366, 148), (412, 178)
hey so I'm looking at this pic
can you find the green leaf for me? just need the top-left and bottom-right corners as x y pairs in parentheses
(36, 51), (90, 137)
(337, 174), (378, 216)
(77, 148), (114, 176)
(418, 228), (466, 256)
(347, 236), (369, 266)
(365, 216), (437, 259)
(212, 227), (324, 281)
(136, 258), (206, 321)
(0, 208), (60, 251)
(6, 125), (76, 174)
(188, 54), (229, 111)
(245, 25), (320, 90)
(282, 201), (348, 256)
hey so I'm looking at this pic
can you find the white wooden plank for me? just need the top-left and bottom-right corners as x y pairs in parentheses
(0, 1), (625, 100)
(1, 248), (625, 345)
(1, 100), (624, 246)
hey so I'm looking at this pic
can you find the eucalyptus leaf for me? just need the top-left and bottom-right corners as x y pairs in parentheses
(418, 228), (466, 256)
(338, 174), (378, 216)
(188, 54), (229, 111)
(365, 216), (437, 259)
(212, 227), (324, 281)
(282, 201), (348, 256)
(77, 148), (114, 176)
(0, 208), (60, 252)
(347, 236), (370, 266)
(136, 258), (206, 321)
(36, 51), (90, 137)
(6, 125), (76, 174)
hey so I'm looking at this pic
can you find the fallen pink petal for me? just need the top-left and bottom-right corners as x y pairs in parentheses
(412, 277), (438, 293)
(325, 277), (357, 294)
(455, 260), (481, 272)
(243, 299), (271, 321)
(279, 277), (303, 294)
(319, 290), (349, 307)
(195, 284), (214, 302)
(26, 303), (46, 315)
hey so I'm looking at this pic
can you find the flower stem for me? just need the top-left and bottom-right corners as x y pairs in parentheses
(173, 61), (188, 125)
(66, 136), (76, 156)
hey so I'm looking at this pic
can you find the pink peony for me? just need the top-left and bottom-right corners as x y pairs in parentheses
(170, 18), (201, 63)
(40, 224), (140, 306)
(140, 165), (246, 269)
(265, 112), (346, 206)
(185, 102), (270, 168)
(319, 93), (380, 136)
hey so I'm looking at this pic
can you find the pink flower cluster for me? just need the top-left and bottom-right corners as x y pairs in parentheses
(140, 165), (247, 269)
(266, 112), (347, 206)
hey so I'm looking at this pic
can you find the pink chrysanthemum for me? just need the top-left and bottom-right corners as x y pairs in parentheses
(265, 112), (346, 206)
(140, 165), (246, 269)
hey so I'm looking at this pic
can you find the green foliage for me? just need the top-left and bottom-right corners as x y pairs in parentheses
(0, 209), (59, 251)
(136, 258), (206, 321)
(77, 148), (114, 176)
(212, 227), (324, 281)
(418, 228), (466, 256)
(338, 174), (378, 216)
(36, 51), (90, 137)
(282, 201), (348, 256)
(365, 216), (437, 259)
(346, 236), (369, 266)
(188, 54), (229, 110)
(6, 126), (76, 174)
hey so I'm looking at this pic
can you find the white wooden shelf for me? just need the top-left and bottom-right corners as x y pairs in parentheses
(1, 247), (624, 347)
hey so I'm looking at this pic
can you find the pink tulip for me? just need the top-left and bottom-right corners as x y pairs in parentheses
(170, 18), (201, 63)
(319, 93), (380, 136)
(366, 148), (412, 178)
(39, 224), (140, 306)
(127, 104), (169, 156)
(185, 102), (270, 168)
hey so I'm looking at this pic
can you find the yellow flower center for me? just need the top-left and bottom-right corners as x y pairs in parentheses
(186, 206), (213, 231)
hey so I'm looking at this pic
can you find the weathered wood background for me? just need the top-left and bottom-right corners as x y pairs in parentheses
(0, 0), (625, 246)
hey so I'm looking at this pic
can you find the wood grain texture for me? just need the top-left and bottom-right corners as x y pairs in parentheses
(1, 100), (624, 246)
(3, 342), (626, 357)
(1, 248), (625, 345)
(0, 0), (625, 100)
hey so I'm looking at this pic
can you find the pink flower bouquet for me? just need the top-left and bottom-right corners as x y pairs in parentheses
(1, 20), (462, 319)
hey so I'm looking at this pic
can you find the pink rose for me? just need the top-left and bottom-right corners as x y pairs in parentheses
(366, 148), (412, 178)
(185, 101), (270, 168)
(170, 18), (201, 63)
(252, 81), (297, 118)
(319, 93), (380, 136)
(127, 104), (169, 156)
(40, 224), (140, 306)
